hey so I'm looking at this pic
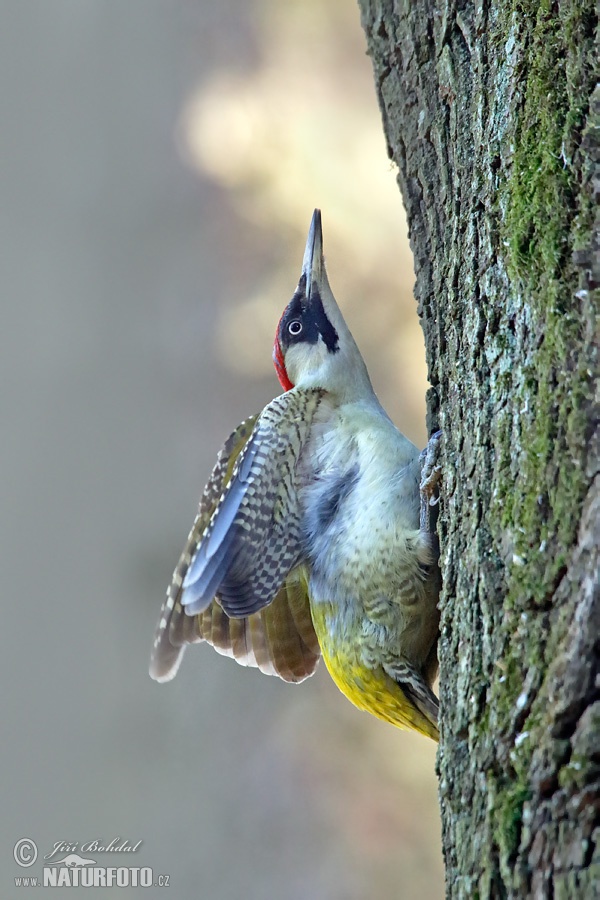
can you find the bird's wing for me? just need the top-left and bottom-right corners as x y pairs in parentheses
(173, 571), (320, 683)
(150, 390), (323, 683)
(150, 414), (257, 682)
(180, 388), (324, 618)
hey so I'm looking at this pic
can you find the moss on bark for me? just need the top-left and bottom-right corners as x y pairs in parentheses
(358, 0), (599, 895)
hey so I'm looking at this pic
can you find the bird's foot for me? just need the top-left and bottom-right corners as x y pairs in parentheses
(420, 431), (442, 533)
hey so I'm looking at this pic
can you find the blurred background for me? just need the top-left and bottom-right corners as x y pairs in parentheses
(1, 1), (441, 898)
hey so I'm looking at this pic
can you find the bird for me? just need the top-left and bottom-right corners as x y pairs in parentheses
(150, 209), (442, 740)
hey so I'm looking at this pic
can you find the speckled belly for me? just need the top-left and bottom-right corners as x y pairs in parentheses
(309, 600), (439, 740)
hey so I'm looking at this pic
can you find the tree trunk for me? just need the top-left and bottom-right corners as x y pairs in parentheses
(357, 1), (599, 897)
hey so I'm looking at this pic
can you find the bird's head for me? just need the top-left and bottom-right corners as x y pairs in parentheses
(273, 209), (374, 400)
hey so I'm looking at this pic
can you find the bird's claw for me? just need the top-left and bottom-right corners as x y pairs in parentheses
(420, 431), (442, 533)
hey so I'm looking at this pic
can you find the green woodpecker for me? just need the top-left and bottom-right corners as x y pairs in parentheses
(150, 210), (442, 740)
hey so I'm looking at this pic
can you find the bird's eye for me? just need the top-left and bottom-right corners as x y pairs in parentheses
(288, 320), (303, 336)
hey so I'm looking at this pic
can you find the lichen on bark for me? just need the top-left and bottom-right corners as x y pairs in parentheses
(358, 0), (598, 896)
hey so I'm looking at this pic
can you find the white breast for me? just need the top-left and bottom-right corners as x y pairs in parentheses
(299, 397), (426, 606)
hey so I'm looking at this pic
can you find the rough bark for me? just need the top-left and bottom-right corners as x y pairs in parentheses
(357, 1), (599, 897)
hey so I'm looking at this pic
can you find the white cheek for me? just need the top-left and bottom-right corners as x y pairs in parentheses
(285, 341), (327, 384)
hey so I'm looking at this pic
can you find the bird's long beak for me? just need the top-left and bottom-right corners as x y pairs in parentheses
(301, 208), (324, 301)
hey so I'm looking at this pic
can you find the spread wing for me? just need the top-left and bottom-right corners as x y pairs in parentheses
(150, 390), (323, 683)
(164, 571), (320, 683)
(180, 388), (323, 618)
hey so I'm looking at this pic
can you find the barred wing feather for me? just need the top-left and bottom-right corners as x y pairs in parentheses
(150, 390), (323, 683)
